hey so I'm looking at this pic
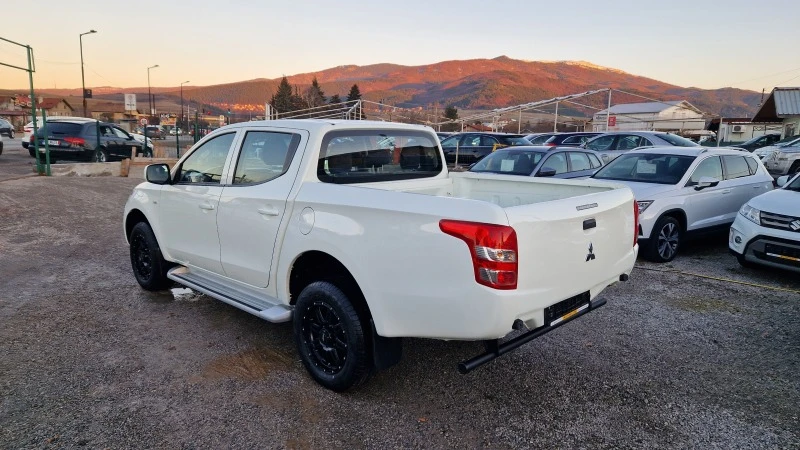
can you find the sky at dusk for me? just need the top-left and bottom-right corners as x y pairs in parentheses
(1, 0), (798, 93)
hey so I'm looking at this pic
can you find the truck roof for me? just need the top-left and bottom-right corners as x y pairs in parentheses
(219, 119), (435, 134)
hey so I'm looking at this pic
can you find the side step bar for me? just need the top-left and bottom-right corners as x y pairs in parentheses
(167, 268), (292, 323)
(458, 297), (607, 374)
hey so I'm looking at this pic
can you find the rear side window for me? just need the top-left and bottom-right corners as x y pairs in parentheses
(745, 156), (759, 175)
(722, 155), (750, 180)
(233, 131), (300, 185)
(568, 152), (592, 171)
(318, 130), (442, 184)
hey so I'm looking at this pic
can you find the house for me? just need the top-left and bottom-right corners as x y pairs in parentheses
(710, 118), (783, 143)
(751, 87), (800, 139)
(591, 100), (706, 133)
(14, 96), (75, 117)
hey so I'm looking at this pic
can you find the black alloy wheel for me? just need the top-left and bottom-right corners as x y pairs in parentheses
(293, 281), (371, 391)
(129, 222), (172, 291)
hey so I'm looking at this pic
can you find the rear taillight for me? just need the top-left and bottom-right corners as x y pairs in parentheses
(633, 199), (639, 247)
(545, 143), (557, 147)
(64, 137), (85, 147)
(439, 220), (518, 290)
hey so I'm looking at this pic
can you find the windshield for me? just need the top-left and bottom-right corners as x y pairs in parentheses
(785, 174), (800, 191)
(593, 153), (696, 184)
(657, 133), (699, 147)
(778, 138), (800, 149)
(469, 150), (545, 175)
(528, 134), (554, 145)
(500, 136), (530, 146)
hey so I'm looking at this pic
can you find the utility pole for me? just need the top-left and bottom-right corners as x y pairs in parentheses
(79, 30), (97, 118)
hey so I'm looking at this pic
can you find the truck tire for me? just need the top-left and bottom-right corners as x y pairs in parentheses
(642, 216), (681, 263)
(129, 222), (172, 291)
(293, 281), (371, 392)
(93, 148), (109, 163)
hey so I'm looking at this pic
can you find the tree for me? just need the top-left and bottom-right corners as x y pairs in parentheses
(346, 84), (365, 119)
(328, 94), (342, 104)
(304, 77), (326, 109)
(269, 77), (294, 117)
(443, 105), (459, 131)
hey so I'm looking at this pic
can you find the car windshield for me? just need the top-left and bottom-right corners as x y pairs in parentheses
(657, 133), (699, 147)
(778, 138), (800, 148)
(785, 174), (800, 191)
(592, 153), (696, 184)
(499, 136), (530, 145)
(36, 122), (82, 136)
(469, 150), (545, 175)
(528, 134), (554, 145)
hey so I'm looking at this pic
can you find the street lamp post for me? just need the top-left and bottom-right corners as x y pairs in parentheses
(147, 64), (159, 118)
(79, 30), (97, 118)
(180, 80), (190, 132)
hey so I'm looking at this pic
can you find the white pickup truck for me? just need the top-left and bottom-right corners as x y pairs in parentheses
(124, 120), (638, 391)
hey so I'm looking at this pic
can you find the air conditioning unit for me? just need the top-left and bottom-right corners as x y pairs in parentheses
(732, 125), (744, 133)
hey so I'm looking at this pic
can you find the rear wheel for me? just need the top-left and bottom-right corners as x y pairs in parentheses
(129, 222), (172, 291)
(642, 216), (681, 263)
(293, 281), (371, 391)
(93, 148), (109, 163)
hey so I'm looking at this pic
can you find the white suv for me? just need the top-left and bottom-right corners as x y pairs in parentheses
(729, 174), (800, 273)
(592, 147), (774, 262)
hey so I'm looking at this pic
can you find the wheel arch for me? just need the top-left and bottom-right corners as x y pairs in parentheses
(656, 208), (687, 234)
(124, 208), (150, 244)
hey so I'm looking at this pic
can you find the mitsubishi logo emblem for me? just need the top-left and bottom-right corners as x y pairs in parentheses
(586, 242), (596, 262)
(791, 220), (800, 231)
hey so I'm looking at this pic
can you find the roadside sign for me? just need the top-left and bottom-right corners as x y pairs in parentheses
(608, 116), (617, 127)
(140, 118), (148, 126)
(124, 94), (137, 111)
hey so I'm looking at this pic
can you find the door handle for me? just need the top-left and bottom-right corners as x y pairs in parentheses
(720, 189), (732, 194)
(198, 203), (215, 211)
(258, 207), (279, 217)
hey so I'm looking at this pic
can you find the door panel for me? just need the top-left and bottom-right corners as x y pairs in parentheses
(684, 156), (730, 229)
(218, 130), (306, 288)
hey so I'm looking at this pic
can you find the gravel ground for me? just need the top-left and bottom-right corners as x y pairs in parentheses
(1, 175), (798, 449)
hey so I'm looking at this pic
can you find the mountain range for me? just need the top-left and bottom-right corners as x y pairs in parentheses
(13, 56), (763, 118)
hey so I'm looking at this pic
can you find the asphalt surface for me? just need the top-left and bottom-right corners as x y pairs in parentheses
(0, 175), (798, 449)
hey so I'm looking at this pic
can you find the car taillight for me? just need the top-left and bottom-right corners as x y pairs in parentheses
(545, 142), (557, 147)
(64, 137), (85, 147)
(439, 220), (518, 290)
(633, 199), (639, 247)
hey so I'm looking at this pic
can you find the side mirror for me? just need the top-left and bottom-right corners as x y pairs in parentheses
(145, 163), (171, 184)
(537, 167), (557, 177)
(776, 175), (789, 187)
(694, 176), (720, 190)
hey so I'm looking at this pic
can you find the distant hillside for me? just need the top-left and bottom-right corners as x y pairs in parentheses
(9, 57), (761, 117)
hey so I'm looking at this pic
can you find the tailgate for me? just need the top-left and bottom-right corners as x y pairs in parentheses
(505, 186), (636, 301)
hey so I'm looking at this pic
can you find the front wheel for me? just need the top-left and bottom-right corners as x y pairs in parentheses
(293, 281), (371, 391)
(642, 216), (681, 263)
(129, 222), (172, 291)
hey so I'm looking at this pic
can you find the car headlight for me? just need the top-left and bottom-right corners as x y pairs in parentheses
(739, 203), (761, 225)
(636, 201), (653, 214)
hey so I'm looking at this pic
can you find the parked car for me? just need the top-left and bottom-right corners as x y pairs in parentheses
(584, 131), (699, 163)
(752, 136), (800, 160)
(0, 133), (4, 156)
(30, 118), (149, 162)
(440, 132), (530, 165)
(469, 146), (603, 178)
(129, 132), (155, 153)
(125, 119), (638, 391)
(22, 116), (86, 149)
(541, 132), (602, 147)
(0, 118), (14, 138)
(760, 138), (800, 176)
(524, 132), (559, 145)
(729, 173), (800, 273)
(144, 125), (165, 140)
(435, 131), (455, 141)
(592, 147), (773, 262)
(735, 133), (782, 152)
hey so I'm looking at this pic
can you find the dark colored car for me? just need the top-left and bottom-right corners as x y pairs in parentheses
(29, 119), (149, 162)
(441, 132), (530, 165)
(735, 133), (782, 152)
(144, 125), (165, 140)
(436, 132), (455, 141)
(0, 118), (14, 138)
(469, 146), (604, 179)
(542, 132), (602, 147)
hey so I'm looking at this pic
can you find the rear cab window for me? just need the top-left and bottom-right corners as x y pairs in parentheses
(318, 130), (443, 184)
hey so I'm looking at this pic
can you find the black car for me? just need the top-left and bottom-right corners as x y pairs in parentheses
(469, 146), (604, 179)
(440, 132), (530, 165)
(735, 133), (782, 152)
(0, 118), (14, 138)
(29, 119), (149, 162)
(541, 132), (602, 147)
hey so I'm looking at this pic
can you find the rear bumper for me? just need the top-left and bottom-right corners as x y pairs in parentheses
(35, 147), (94, 160)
